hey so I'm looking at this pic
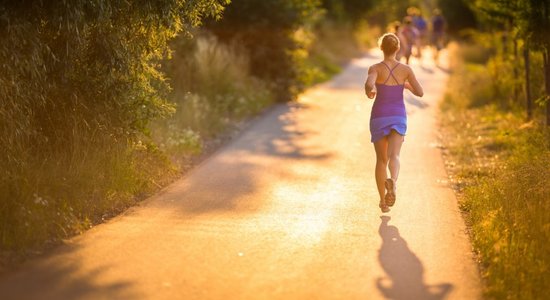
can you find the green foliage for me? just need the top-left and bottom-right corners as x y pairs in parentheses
(467, 0), (518, 25)
(207, 0), (324, 102)
(321, 0), (374, 24)
(466, 0), (550, 124)
(467, 0), (549, 50)
(437, 0), (477, 34)
(444, 34), (546, 112)
(366, 0), (422, 27)
(524, 0), (550, 51)
(458, 42), (491, 64)
(0, 0), (227, 251)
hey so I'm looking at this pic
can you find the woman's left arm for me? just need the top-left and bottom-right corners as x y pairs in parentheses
(365, 65), (378, 99)
(404, 66), (424, 97)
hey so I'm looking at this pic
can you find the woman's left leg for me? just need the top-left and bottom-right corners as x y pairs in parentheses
(387, 130), (404, 183)
(374, 137), (389, 211)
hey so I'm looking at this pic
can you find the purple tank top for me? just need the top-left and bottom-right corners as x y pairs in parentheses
(370, 62), (406, 119)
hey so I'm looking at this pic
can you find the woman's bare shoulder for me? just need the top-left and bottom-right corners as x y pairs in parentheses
(398, 63), (412, 71)
(368, 63), (382, 73)
(399, 63), (415, 75)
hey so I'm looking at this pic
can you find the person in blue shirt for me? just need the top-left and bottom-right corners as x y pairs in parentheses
(431, 9), (446, 64)
(408, 7), (427, 59)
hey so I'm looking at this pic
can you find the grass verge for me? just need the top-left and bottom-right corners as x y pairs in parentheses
(440, 43), (550, 299)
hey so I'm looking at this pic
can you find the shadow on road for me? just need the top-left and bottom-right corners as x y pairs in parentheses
(247, 102), (332, 161)
(324, 58), (370, 89)
(404, 93), (429, 110)
(0, 245), (135, 299)
(436, 65), (452, 74)
(420, 66), (435, 74)
(377, 216), (453, 300)
(166, 102), (333, 215)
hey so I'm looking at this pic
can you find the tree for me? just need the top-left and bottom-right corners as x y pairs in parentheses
(523, 0), (550, 126)
(322, 0), (374, 24)
(468, 0), (550, 124)
(471, 0), (550, 126)
(437, 0), (477, 35)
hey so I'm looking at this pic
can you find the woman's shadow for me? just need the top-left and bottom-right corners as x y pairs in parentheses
(377, 216), (453, 299)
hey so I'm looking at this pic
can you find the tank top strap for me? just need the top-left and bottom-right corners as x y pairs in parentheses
(380, 62), (401, 85)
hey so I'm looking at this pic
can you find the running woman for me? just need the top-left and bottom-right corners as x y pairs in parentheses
(364, 33), (424, 213)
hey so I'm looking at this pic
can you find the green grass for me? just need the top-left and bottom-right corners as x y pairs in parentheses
(0, 137), (177, 261)
(440, 43), (550, 299)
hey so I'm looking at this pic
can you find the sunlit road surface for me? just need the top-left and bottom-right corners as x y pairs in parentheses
(0, 50), (481, 299)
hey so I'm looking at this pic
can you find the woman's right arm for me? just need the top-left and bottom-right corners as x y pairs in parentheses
(405, 66), (424, 97)
(365, 65), (378, 99)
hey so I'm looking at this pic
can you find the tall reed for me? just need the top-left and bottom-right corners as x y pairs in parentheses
(153, 33), (273, 158)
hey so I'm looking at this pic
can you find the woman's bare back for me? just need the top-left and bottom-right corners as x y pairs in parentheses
(365, 59), (423, 98)
(373, 61), (410, 86)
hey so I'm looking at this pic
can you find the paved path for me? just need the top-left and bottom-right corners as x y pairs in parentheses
(0, 50), (481, 299)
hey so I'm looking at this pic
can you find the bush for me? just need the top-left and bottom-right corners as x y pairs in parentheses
(437, 0), (477, 34)
(444, 39), (546, 112)
(207, 0), (323, 102)
(0, 0), (226, 251)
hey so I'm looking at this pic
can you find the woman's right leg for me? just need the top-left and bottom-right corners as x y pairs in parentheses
(383, 130), (404, 207)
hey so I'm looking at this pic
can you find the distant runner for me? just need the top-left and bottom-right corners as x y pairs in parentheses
(392, 21), (408, 62)
(431, 9), (446, 64)
(412, 11), (428, 58)
(400, 16), (419, 64)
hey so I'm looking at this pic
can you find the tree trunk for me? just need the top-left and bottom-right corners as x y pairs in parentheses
(545, 48), (550, 126)
(524, 47), (532, 120)
(514, 36), (519, 103)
